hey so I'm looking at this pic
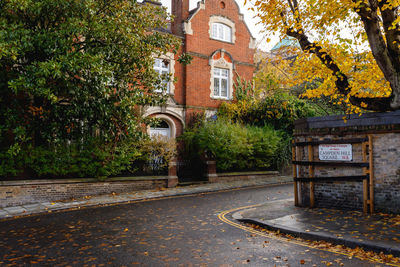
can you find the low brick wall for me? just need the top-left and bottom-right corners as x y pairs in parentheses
(208, 171), (280, 183)
(294, 110), (400, 213)
(0, 176), (172, 208)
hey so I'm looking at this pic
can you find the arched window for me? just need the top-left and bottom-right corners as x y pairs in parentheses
(149, 120), (170, 138)
(209, 16), (236, 43)
(211, 23), (232, 42)
(209, 50), (234, 100)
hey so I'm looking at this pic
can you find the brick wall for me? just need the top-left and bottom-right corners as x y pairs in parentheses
(209, 171), (280, 183)
(371, 133), (400, 212)
(170, 0), (255, 125)
(184, 0), (254, 64)
(0, 177), (170, 208)
(294, 111), (400, 213)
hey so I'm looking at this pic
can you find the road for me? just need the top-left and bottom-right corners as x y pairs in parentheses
(0, 184), (387, 266)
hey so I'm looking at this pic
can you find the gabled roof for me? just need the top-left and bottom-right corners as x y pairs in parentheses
(186, 0), (255, 39)
(186, 0), (203, 21)
(188, 6), (200, 19)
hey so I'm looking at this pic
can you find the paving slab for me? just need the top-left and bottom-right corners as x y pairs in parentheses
(236, 199), (400, 256)
(3, 206), (27, 215)
(22, 203), (46, 213)
(69, 201), (87, 206)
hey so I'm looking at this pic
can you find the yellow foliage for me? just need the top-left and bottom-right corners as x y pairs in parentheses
(252, 0), (394, 113)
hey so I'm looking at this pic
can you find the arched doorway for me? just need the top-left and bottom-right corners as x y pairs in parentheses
(149, 120), (171, 138)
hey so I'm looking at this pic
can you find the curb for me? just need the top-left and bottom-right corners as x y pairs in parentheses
(0, 180), (293, 221)
(237, 217), (400, 257)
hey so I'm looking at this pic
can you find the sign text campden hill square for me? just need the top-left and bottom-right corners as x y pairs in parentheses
(318, 144), (352, 161)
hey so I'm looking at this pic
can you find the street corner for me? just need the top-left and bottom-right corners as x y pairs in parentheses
(234, 198), (295, 221)
(236, 199), (400, 258)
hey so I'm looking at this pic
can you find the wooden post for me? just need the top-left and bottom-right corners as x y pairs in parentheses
(292, 140), (299, 206)
(362, 142), (368, 214)
(368, 135), (374, 214)
(308, 138), (315, 208)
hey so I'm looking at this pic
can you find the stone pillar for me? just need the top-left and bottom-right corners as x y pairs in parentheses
(167, 160), (178, 188)
(206, 160), (218, 182)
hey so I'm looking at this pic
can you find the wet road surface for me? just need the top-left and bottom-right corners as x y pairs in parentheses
(0, 184), (389, 266)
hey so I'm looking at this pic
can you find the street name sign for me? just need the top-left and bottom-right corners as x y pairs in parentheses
(318, 144), (352, 161)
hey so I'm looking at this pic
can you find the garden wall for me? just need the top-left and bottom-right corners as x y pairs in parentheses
(294, 111), (400, 213)
(208, 170), (280, 183)
(0, 176), (176, 208)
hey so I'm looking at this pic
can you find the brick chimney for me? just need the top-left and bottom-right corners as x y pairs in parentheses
(171, 0), (190, 36)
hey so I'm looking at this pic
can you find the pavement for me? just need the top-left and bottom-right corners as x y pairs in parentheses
(2, 174), (400, 258)
(234, 198), (400, 257)
(0, 175), (292, 220)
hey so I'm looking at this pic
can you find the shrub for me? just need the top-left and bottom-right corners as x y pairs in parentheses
(217, 93), (328, 171)
(180, 119), (281, 172)
(0, 135), (177, 180)
(197, 119), (249, 171)
(218, 93), (326, 134)
(0, 138), (141, 179)
(233, 74), (254, 102)
(131, 135), (177, 175)
(246, 126), (281, 169)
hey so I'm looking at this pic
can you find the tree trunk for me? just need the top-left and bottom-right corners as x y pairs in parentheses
(388, 73), (400, 110)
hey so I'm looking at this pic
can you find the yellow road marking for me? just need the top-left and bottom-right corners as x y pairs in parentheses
(218, 205), (400, 267)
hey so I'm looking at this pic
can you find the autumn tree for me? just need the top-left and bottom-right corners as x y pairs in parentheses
(0, 0), (180, 177)
(253, 48), (297, 97)
(253, 0), (400, 112)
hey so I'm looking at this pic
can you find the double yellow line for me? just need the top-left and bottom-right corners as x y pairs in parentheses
(218, 205), (400, 266)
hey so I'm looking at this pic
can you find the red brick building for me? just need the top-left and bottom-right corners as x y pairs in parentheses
(144, 0), (255, 138)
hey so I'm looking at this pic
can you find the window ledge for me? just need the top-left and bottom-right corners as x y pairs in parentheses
(211, 96), (231, 100)
(209, 37), (234, 44)
(154, 91), (172, 95)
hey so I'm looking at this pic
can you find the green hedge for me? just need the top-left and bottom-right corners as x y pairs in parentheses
(180, 119), (282, 172)
(0, 136), (176, 180)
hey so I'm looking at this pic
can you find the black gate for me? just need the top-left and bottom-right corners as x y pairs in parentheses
(177, 159), (207, 183)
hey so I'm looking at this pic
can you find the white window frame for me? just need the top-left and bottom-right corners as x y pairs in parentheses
(149, 120), (171, 139)
(211, 23), (232, 43)
(146, 115), (177, 139)
(153, 58), (170, 93)
(209, 16), (236, 43)
(209, 51), (234, 100)
(152, 52), (175, 95)
(213, 68), (229, 98)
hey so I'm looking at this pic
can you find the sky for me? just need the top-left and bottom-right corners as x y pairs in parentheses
(159, 0), (279, 51)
